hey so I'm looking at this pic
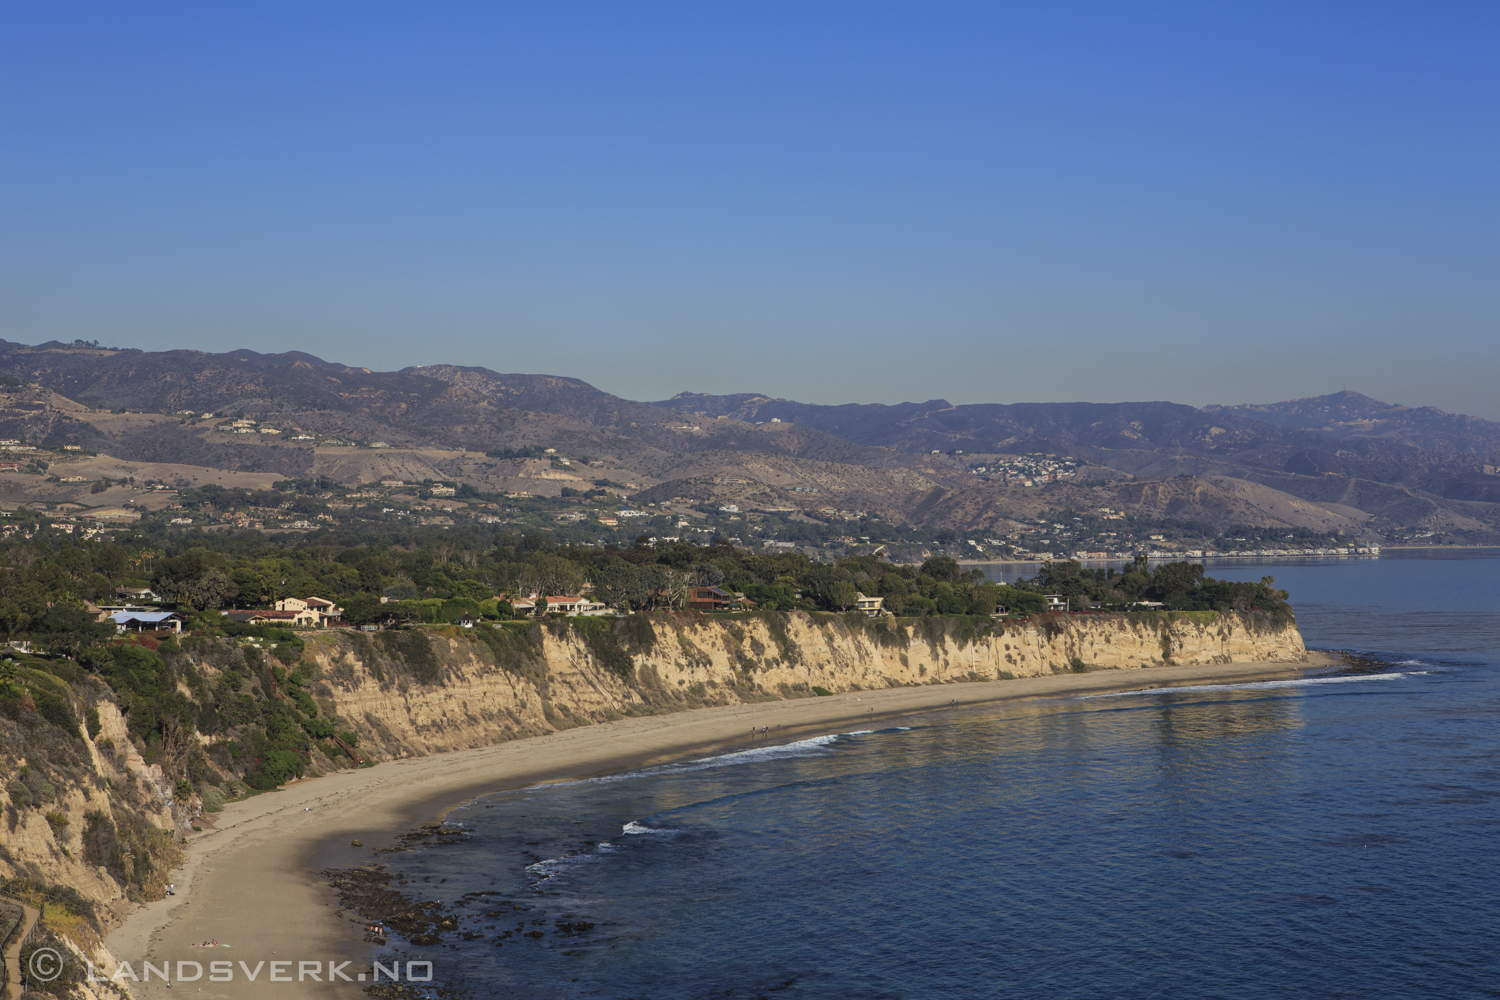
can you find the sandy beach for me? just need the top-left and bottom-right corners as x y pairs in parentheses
(103, 656), (1334, 997)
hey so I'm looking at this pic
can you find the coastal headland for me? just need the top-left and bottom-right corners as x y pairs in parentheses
(92, 613), (1329, 998)
(7, 609), (1320, 997)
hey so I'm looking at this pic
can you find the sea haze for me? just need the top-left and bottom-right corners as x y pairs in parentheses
(376, 555), (1500, 998)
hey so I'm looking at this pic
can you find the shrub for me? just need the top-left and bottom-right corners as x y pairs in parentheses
(28, 685), (81, 740)
(245, 749), (305, 789)
(45, 811), (70, 837)
(618, 614), (657, 656)
(469, 621), (545, 676)
(569, 618), (635, 678)
(375, 630), (442, 685)
(270, 639), (303, 666)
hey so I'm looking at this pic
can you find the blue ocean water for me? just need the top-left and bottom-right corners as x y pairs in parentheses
(388, 554), (1500, 999)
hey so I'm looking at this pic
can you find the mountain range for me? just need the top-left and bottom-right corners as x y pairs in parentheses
(2, 338), (1498, 542)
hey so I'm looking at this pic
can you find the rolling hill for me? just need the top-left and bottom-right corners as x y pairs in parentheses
(2, 338), (1498, 543)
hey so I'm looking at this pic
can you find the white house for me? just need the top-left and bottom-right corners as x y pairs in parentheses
(273, 596), (344, 626)
(109, 611), (183, 634)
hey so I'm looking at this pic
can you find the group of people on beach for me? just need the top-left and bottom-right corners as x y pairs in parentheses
(750, 724), (780, 738)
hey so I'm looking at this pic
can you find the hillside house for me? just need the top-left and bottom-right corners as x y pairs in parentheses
(688, 586), (735, 611)
(116, 586), (161, 603)
(222, 611), (271, 624)
(854, 593), (885, 617)
(109, 610), (183, 634)
(501, 593), (608, 617)
(257, 608), (320, 627)
(273, 596), (344, 626)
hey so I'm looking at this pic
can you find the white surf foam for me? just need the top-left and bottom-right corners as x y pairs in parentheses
(685, 733), (840, 768)
(1085, 672), (1406, 699)
(622, 821), (678, 836)
(509, 730), (858, 799)
(525, 851), (604, 882)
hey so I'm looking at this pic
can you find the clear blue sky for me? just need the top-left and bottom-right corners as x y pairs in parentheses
(3, 2), (1497, 416)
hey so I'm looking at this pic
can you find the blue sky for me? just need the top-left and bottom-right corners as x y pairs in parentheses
(2, 2), (1497, 416)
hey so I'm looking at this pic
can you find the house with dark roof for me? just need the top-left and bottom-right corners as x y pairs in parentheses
(687, 586), (735, 611)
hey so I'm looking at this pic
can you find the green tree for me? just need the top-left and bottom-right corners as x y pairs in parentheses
(920, 556), (961, 583)
(32, 605), (114, 659)
(153, 554), (239, 610)
(826, 579), (858, 611)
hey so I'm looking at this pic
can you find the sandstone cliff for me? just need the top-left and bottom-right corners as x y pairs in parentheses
(297, 611), (1307, 758)
(1, 612), (1302, 953)
(2, 677), (187, 999)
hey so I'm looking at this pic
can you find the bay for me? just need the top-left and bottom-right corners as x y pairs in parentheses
(381, 553), (1500, 999)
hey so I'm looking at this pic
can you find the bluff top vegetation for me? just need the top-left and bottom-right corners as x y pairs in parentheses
(0, 523), (1292, 635)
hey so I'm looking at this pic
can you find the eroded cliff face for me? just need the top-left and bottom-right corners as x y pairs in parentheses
(0, 609), (1303, 990)
(1, 692), (188, 999)
(297, 612), (1307, 758)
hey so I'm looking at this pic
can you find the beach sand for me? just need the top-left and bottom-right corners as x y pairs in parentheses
(104, 655), (1336, 996)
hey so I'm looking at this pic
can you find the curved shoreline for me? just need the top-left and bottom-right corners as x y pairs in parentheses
(105, 655), (1337, 997)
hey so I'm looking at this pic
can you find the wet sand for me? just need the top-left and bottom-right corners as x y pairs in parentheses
(105, 655), (1336, 997)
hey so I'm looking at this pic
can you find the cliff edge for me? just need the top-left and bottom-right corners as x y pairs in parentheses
(302, 610), (1307, 758)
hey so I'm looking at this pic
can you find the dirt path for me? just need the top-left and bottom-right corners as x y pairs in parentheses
(1, 896), (40, 1000)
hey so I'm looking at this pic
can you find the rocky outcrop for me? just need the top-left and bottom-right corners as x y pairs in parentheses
(295, 611), (1307, 758)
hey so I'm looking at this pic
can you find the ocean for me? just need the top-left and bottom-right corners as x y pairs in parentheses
(380, 551), (1500, 998)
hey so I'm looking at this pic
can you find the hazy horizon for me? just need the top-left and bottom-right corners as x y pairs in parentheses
(2, 334), (1474, 421)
